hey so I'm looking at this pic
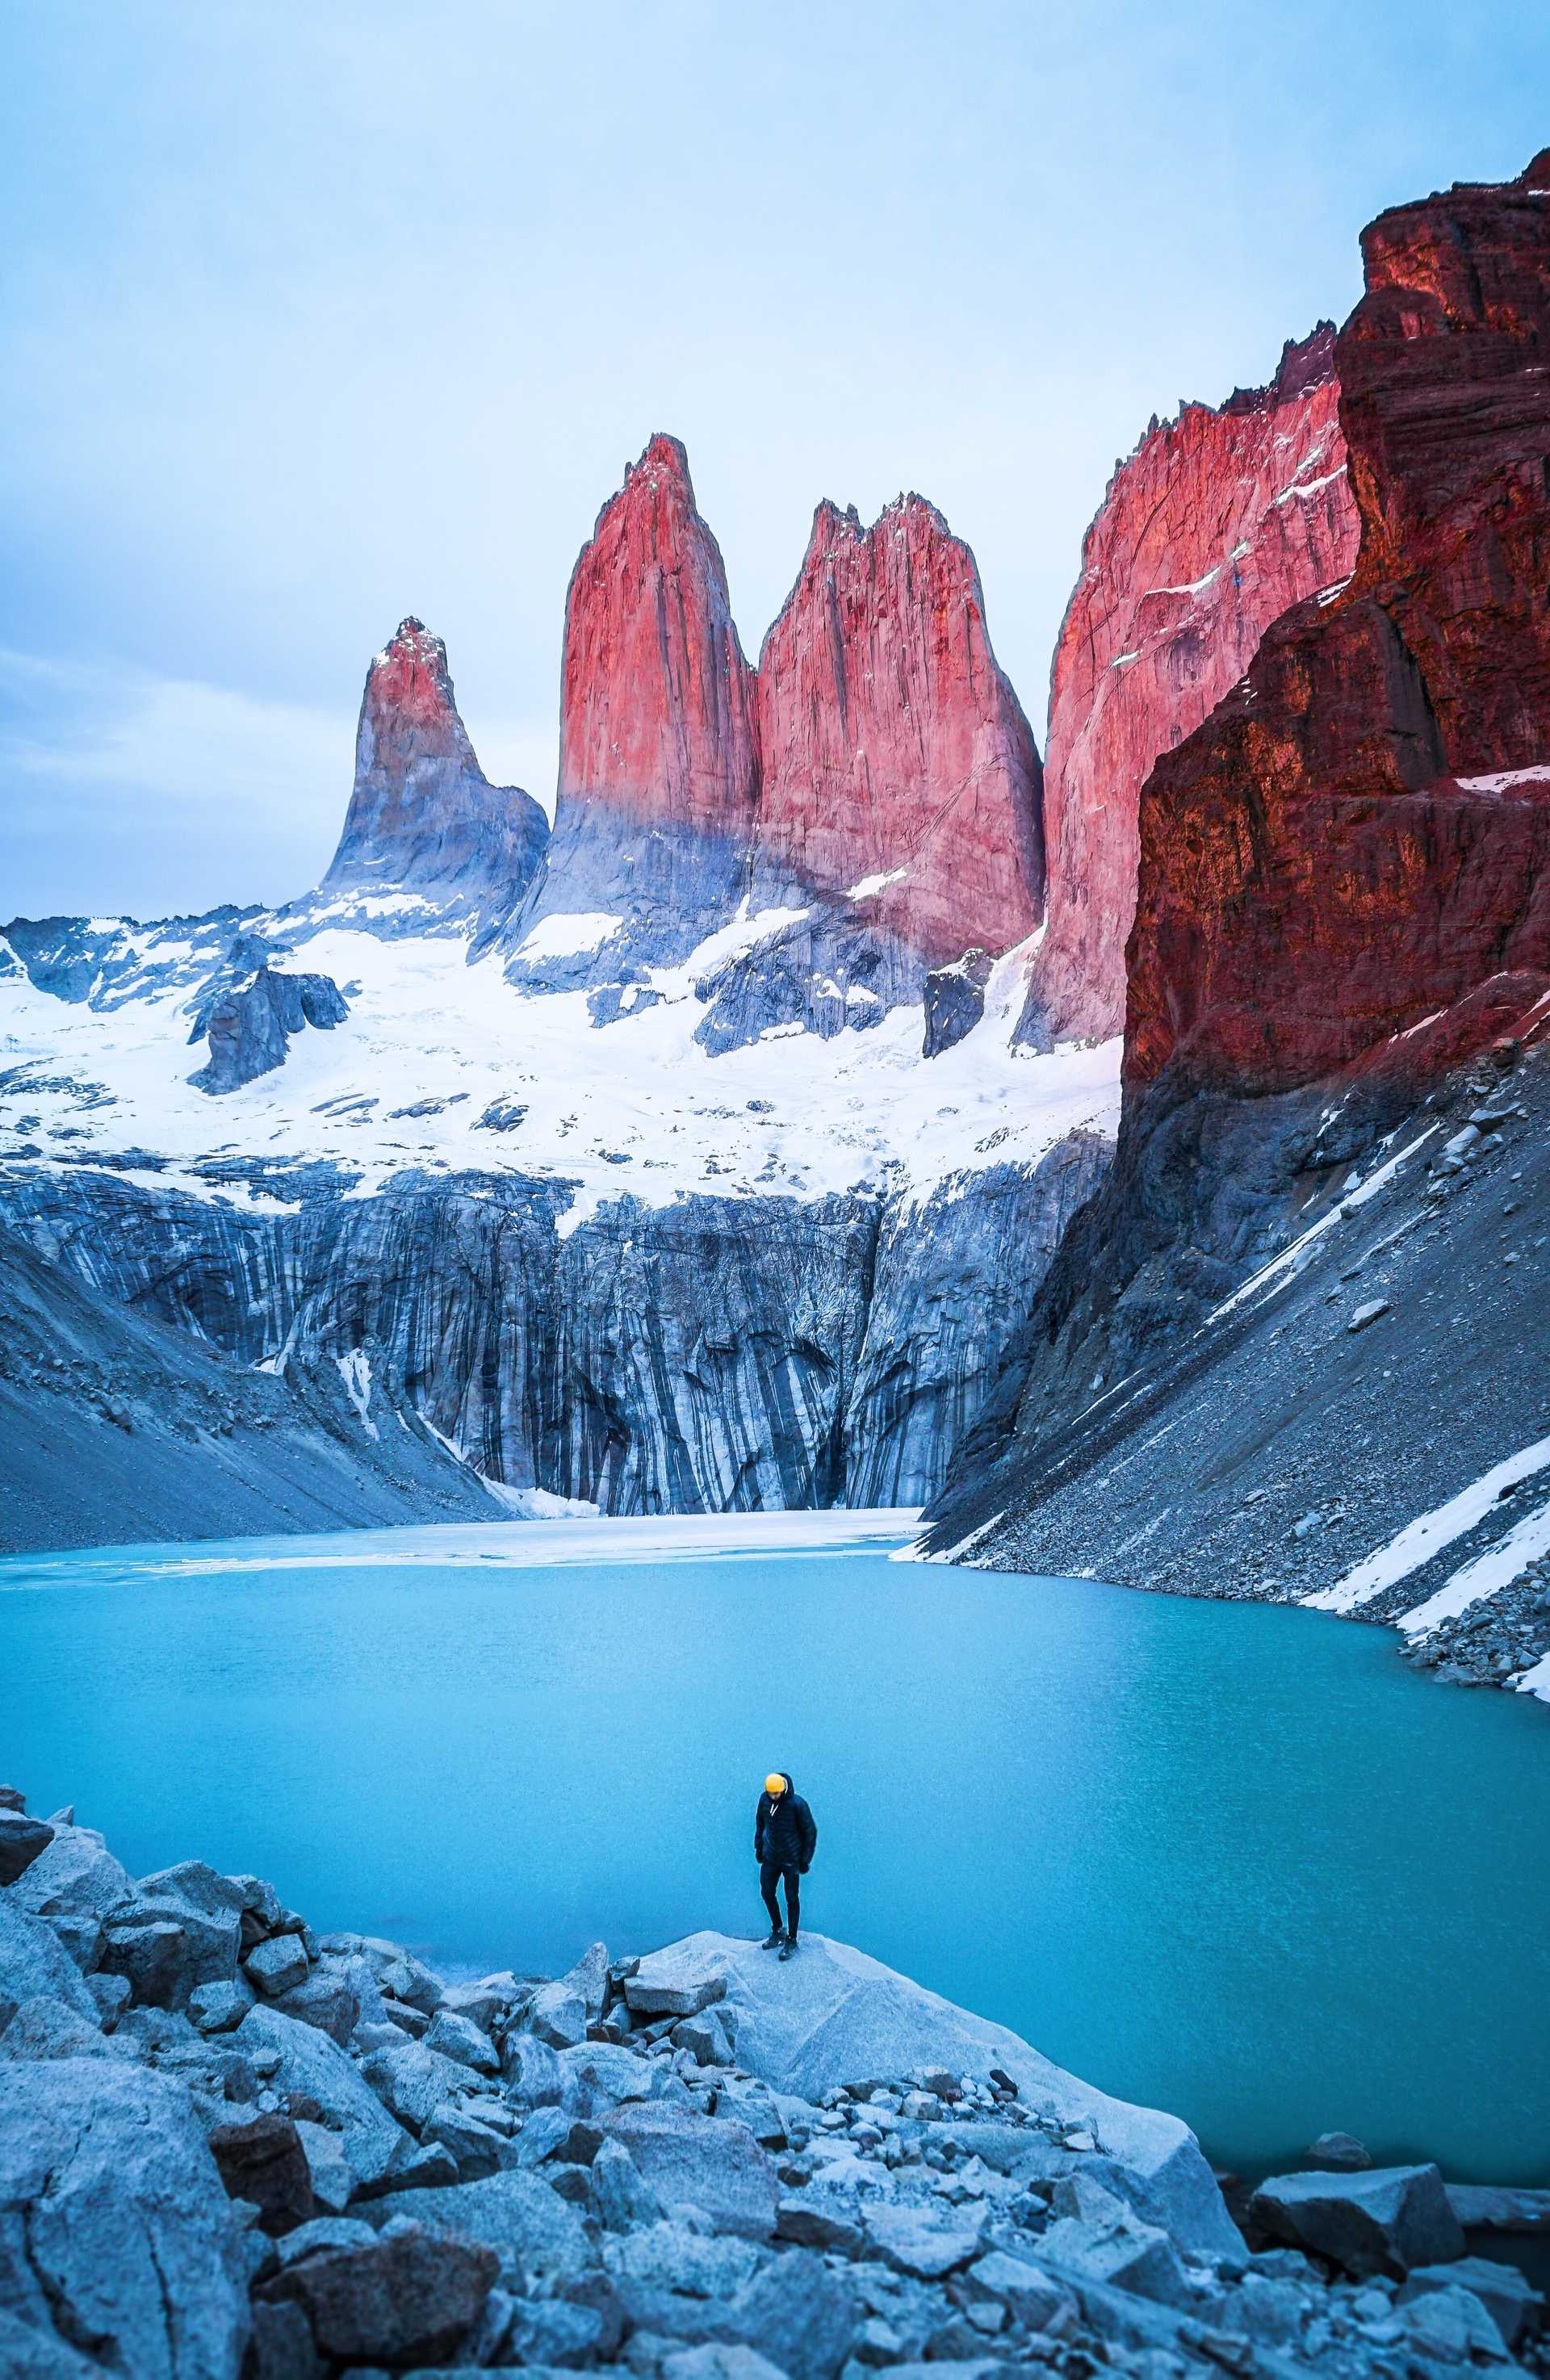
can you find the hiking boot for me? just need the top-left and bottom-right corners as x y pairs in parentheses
(778, 1936), (798, 1961)
(760, 1929), (783, 1950)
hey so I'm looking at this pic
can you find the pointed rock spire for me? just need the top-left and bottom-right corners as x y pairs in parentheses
(325, 618), (547, 908)
(754, 493), (1043, 965)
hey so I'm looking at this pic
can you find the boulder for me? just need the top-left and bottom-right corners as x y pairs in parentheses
(7, 1826), (136, 1971)
(602, 2219), (767, 2299)
(963, 2248), (1078, 2332)
(361, 2039), (472, 2133)
(1034, 2202), (1191, 2307)
(861, 2202), (986, 2280)
(261, 2226), (497, 2367)
(189, 1979), (255, 2035)
(1248, 2162), (1466, 2278)
(294, 2118), (354, 2217)
(1396, 2281), (1514, 2365)
(208, 2110), (315, 2235)
(0, 1896), (99, 2033)
(245, 1932), (311, 1997)
(100, 1867), (244, 2010)
(360, 2168), (589, 2291)
(502, 2028), (567, 2104)
(592, 2137), (665, 2230)
(1400, 2256), (1544, 2349)
(1303, 2129), (1372, 2171)
(664, 2349), (789, 2380)
(776, 2192), (865, 2255)
(601, 2101), (779, 2240)
(424, 2006), (501, 2076)
(625, 1942), (732, 2018)
(438, 1971), (526, 2037)
(673, 2006), (734, 2067)
(631, 1934), (1237, 2257)
(0, 2056), (249, 2379)
(559, 1938), (610, 2019)
(0, 1994), (111, 2061)
(526, 1980), (589, 2048)
(0, 1812), (54, 1885)
(731, 2251), (855, 2380)
(238, 2005), (404, 2189)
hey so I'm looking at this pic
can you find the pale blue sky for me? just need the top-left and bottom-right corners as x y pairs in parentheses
(3, 2), (1546, 920)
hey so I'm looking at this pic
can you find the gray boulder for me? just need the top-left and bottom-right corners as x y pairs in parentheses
(631, 1933), (1237, 2257)
(360, 2168), (589, 2291)
(361, 2039), (472, 2132)
(601, 2219), (766, 2299)
(0, 1896), (99, 2032)
(861, 2202), (986, 2280)
(1395, 2280), (1514, 2364)
(6, 1825), (136, 1970)
(0, 1994), (112, 2061)
(0, 2057), (249, 2378)
(1034, 2198), (1191, 2307)
(1303, 2129), (1372, 2171)
(559, 2040), (654, 2110)
(664, 2349), (789, 2380)
(245, 1931), (310, 1997)
(294, 2118), (354, 2217)
(189, 1979), (255, 2034)
(731, 2251), (855, 2380)
(1400, 2256), (1544, 2349)
(526, 1980), (589, 2049)
(0, 1812), (54, 1886)
(239, 2005), (403, 2188)
(100, 1864), (245, 2010)
(601, 2102), (779, 2240)
(1248, 2162), (1466, 2278)
(558, 1938), (610, 2019)
(503, 2029), (567, 2104)
(424, 2006), (501, 2076)
(592, 2137), (665, 2230)
(962, 2248), (1079, 2332)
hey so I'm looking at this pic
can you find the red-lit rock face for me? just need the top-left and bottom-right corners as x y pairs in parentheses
(1126, 155), (1550, 1097)
(327, 618), (547, 900)
(755, 497), (1043, 965)
(556, 434), (759, 842)
(1029, 328), (1360, 1041)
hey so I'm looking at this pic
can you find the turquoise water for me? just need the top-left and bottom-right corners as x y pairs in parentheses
(2, 1516), (1548, 2183)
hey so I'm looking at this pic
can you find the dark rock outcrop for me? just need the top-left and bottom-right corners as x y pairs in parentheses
(325, 616), (548, 917)
(188, 964), (350, 1094)
(922, 950), (995, 1059)
(928, 157), (1550, 1653)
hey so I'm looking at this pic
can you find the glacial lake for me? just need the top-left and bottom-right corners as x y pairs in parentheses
(3, 1511), (1548, 2185)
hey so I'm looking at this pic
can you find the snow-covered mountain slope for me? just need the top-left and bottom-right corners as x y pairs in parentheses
(0, 901), (1115, 1229)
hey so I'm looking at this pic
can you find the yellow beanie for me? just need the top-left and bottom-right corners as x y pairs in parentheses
(765, 1774), (786, 1795)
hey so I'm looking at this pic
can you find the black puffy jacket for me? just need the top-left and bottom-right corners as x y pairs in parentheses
(754, 1774), (816, 1871)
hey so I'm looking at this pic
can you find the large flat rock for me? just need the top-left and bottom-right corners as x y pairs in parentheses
(633, 1932), (1237, 2258)
(0, 2057), (249, 2379)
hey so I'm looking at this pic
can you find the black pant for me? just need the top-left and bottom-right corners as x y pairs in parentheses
(760, 1859), (800, 1940)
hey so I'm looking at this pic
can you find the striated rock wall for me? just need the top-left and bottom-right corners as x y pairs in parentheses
(0, 1146), (1109, 1540)
(1024, 328), (1359, 1046)
(325, 618), (548, 914)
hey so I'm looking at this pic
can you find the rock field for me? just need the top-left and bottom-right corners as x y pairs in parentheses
(1, 1789), (1544, 2378)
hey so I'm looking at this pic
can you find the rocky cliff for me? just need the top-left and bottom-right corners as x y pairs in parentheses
(505, 440), (1042, 1050)
(326, 617), (548, 920)
(0, 1141), (1112, 1547)
(1022, 327), (1359, 1046)
(927, 156), (1550, 1696)
(509, 435), (760, 989)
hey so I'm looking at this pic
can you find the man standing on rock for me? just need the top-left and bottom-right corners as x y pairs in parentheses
(756, 1770), (816, 1961)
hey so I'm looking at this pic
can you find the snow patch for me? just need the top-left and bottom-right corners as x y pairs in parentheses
(1306, 1434), (1550, 1614)
(844, 867), (909, 902)
(1399, 1494), (1550, 1636)
(334, 1349), (379, 1439)
(516, 911), (622, 961)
